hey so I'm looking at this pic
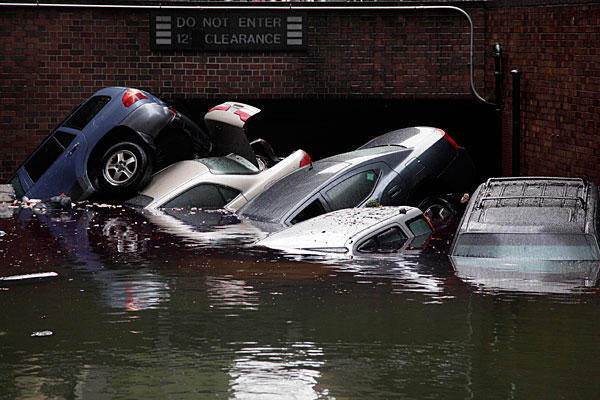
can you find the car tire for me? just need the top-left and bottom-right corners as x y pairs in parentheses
(97, 141), (152, 196)
(417, 196), (457, 231)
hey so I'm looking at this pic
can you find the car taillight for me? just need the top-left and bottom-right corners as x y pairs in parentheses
(299, 153), (311, 168)
(234, 109), (251, 122)
(122, 89), (148, 108)
(208, 104), (231, 113)
(438, 129), (459, 150)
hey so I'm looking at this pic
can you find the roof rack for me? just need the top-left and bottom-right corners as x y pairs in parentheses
(483, 176), (585, 188)
(479, 195), (586, 209)
(477, 177), (588, 211)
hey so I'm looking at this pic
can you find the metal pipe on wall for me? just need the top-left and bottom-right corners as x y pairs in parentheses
(511, 69), (522, 176)
(0, 2), (496, 106)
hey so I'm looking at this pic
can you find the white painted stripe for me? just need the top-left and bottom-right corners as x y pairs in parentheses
(287, 16), (302, 23)
(287, 23), (302, 30)
(287, 39), (302, 46)
(156, 23), (171, 30)
(287, 31), (302, 38)
(156, 38), (172, 45)
(156, 31), (171, 38)
(156, 16), (171, 22)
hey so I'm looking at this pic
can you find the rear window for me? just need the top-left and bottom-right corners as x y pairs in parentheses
(162, 183), (240, 209)
(198, 154), (259, 175)
(453, 233), (600, 260)
(63, 95), (111, 130)
(24, 130), (76, 183)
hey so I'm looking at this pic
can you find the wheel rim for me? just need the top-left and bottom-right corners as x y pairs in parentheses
(103, 149), (138, 185)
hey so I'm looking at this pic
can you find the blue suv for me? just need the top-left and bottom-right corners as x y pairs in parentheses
(9, 87), (211, 201)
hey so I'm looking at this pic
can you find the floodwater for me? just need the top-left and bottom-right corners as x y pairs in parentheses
(1, 204), (599, 399)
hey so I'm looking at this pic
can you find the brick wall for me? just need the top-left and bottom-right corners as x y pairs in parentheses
(0, 4), (487, 182)
(488, 0), (600, 183)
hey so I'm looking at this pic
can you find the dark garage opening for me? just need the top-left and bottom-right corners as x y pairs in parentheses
(173, 98), (500, 182)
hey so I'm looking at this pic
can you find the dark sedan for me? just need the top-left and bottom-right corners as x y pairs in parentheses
(237, 126), (476, 230)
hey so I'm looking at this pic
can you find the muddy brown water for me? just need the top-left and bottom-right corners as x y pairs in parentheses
(1, 205), (599, 399)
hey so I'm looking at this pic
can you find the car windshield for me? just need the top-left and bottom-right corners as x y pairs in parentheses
(453, 233), (600, 260)
(239, 161), (349, 223)
(197, 154), (260, 175)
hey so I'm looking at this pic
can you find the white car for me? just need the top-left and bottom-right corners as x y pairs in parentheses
(127, 150), (310, 211)
(255, 206), (433, 256)
(126, 101), (311, 211)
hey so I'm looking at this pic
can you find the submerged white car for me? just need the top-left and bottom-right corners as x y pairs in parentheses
(125, 101), (311, 211)
(255, 206), (433, 256)
(127, 150), (310, 211)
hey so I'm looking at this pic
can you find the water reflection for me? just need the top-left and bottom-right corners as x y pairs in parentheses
(207, 276), (260, 312)
(229, 342), (325, 399)
(143, 208), (267, 248)
(105, 272), (170, 312)
(11, 206), (171, 313)
(452, 256), (600, 294)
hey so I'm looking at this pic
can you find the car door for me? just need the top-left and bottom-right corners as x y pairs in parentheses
(24, 128), (88, 199)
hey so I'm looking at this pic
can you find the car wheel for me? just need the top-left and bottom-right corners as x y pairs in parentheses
(418, 196), (457, 231)
(98, 141), (151, 196)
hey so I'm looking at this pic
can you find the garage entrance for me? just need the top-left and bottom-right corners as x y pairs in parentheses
(176, 98), (500, 182)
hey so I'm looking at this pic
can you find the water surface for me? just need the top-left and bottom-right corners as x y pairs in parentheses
(1, 205), (599, 399)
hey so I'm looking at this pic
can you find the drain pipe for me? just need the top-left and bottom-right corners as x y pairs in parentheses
(511, 69), (522, 176)
(491, 43), (504, 175)
(1, 2), (497, 106)
(492, 43), (504, 109)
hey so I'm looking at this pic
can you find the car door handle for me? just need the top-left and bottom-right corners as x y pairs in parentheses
(66, 143), (79, 157)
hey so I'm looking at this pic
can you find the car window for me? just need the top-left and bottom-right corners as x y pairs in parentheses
(326, 169), (379, 210)
(407, 216), (433, 236)
(453, 233), (600, 260)
(238, 161), (348, 223)
(63, 95), (111, 130)
(290, 198), (327, 225)
(24, 130), (76, 183)
(162, 183), (241, 209)
(357, 227), (408, 253)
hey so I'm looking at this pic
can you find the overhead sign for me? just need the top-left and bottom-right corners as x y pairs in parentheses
(151, 12), (307, 52)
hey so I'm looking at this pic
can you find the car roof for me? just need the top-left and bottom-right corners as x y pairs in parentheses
(256, 206), (420, 250)
(460, 177), (597, 234)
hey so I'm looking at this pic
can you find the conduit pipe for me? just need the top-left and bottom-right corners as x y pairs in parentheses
(0, 2), (496, 106)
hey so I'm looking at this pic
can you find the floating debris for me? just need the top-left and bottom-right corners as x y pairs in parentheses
(31, 330), (53, 337)
(0, 272), (58, 282)
(0, 231), (5, 237)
